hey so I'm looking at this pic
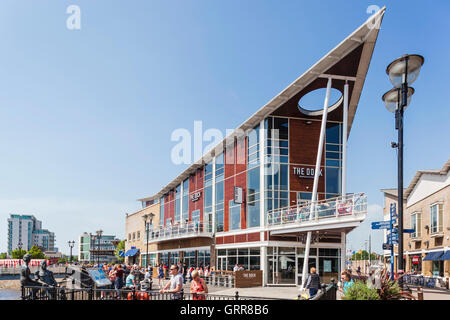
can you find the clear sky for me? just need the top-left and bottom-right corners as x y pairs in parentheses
(0, 1), (449, 255)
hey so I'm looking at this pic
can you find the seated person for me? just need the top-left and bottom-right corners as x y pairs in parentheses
(125, 271), (137, 289)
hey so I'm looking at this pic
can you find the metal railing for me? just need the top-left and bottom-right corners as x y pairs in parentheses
(308, 280), (338, 300)
(148, 221), (213, 242)
(403, 275), (449, 289)
(21, 286), (274, 300)
(267, 193), (367, 227)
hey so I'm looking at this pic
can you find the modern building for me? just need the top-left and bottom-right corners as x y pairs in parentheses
(7, 214), (56, 255)
(130, 8), (385, 286)
(124, 200), (160, 266)
(78, 232), (120, 264)
(382, 158), (450, 277)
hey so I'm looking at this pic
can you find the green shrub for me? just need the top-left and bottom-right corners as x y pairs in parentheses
(342, 281), (380, 300)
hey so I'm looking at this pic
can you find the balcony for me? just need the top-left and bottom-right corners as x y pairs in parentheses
(146, 221), (213, 244)
(267, 193), (367, 235)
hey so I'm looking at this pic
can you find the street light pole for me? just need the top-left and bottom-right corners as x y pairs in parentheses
(68, 240), (75, 264)
(96, 229), (103, 267)
(383, 54), (424, 289)
(17, 242), (23, 259)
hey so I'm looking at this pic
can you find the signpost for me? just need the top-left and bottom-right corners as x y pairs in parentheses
(371, 203), (397, 280)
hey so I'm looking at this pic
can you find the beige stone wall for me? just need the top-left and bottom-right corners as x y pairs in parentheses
(404, 185), (449, 276)
(125, 202), (160, 265)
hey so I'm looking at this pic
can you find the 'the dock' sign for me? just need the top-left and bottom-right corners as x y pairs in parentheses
(293, 167), (322, 179)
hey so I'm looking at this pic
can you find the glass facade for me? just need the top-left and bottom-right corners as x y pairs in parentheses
(204, 161), (213, 231)
(182, 178), (189, 222)
(247, 125), (260, 228)
(159, 197), (164, 226)
(175, 184), (181, 223)
(217, 248), (261, 271)
(265, 117), (289, 216)
(215, 153), (224, 232)
(325, 123), (342, 198)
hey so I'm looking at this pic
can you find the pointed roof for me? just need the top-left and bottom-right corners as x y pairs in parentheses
(139, 7), (386, 202)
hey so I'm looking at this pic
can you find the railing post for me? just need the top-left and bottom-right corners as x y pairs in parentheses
(235, 291), (239, 300)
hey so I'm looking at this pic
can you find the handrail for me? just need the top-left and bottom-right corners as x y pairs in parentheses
(267, 193), (366, 226)
(148, 221), (213, 242)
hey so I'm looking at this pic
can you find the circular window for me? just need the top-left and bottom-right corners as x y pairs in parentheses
(298, 88), (343, 116)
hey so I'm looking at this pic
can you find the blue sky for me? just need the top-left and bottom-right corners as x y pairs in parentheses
(0, 1), (449, 255)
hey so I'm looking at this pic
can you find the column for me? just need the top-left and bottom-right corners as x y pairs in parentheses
(261, 246), (267, 286)
(259, 119), (266, 238)
(341, 232), (346, 272)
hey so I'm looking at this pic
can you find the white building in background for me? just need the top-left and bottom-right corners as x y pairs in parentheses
(7, 214), (56, 256)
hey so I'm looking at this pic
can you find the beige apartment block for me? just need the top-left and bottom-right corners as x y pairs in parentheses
(125, 201), (160, 266)
(382, 158), (450, 277)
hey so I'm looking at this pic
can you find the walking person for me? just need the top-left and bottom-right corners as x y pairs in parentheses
(305, 267), (321, 298)
(157, 263), (164, 288)
(114, 264), (124, 299)
(159, 264), (183, 300)
(190, 270), (208, 300)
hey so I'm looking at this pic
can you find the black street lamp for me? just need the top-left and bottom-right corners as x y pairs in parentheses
(17, 242), (23, 259)
(68, 240), (75, 264)
(142, 213), (155, 268)
(96, 229), (103, 266)
(383, 54), (424, 289)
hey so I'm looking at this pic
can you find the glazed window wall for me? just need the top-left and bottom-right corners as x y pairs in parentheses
(204, 161), (213, 232)
(182, 179), (189, 222)
(159, 197), (164, 226)
(325, 123), (342, 198)
(175, 184), (181, 223)
(264, 117), (289, 219)
(229, 200), (241, 230)
(217, 248), (261, 271)
(215, 153), (225, 232)
(247, 125), (260, 228)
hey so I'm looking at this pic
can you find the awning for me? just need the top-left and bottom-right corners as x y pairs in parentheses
(423, 251), (444, 261)
(440, 251), (450, 261)
(125, 249), (140, 257)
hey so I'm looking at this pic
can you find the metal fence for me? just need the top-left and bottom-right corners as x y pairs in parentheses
(267, 193), (366, 226)
(308, 280), (338, 300)
(403, 275), (448, 289)
(21, 286), (275, 301)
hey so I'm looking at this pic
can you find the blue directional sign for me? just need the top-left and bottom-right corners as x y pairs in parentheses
(371, 221), (392, 230)
(383, 243), (393, 250)
(403, 229), (415, 234)
(390, 203), (397, 217)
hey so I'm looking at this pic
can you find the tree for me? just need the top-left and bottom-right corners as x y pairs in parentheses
(0, 252), (7, 259)
(28, 246), (45, 259)
(11, 249), (27, 259)
(351, 250), (377, 261)
(115, 240), (125, 263)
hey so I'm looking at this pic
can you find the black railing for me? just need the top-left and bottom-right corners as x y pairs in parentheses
(306, 280), (337, 300)
(21, 286), (275, 301)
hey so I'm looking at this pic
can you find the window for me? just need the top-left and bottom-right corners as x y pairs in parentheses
(192, 209), (200, 223)
(132, 232), (135, 240)
(430, 203), (443, 234)
(182, 179), (189, 221)
(137, 231), (140, 240)
(159, 196), (165, 226)
(410, 212), (421, 238)
(229, 200), (241, 230)
(215, 153), (225, 232)
(175, 184), (181, 223)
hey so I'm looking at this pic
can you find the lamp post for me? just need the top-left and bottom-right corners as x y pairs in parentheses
(142, 213), (155, 268)
(96, 229), (103, 266)
(68, 240), (75, 264)
(17, 242), (23, 259)
(383, 54), (424, 289)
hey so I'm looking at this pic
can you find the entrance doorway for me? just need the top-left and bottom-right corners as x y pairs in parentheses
(296, 256), (318, 286)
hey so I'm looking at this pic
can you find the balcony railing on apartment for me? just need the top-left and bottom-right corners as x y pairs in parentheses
(267, 193), (367, 227)
(147, 221), (213, 243)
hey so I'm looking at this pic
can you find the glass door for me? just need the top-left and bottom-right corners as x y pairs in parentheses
(296, 257), (317, 286)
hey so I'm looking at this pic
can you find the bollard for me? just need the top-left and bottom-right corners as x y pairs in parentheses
(417, 286), (423, 300)
(235, 291), (239, 300)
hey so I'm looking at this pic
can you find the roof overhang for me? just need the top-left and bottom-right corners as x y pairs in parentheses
(140, 7), (386, 202)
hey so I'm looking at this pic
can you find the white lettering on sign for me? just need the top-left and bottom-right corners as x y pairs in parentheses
(190, 191), (201, 202)
(293, 167), (322, 179)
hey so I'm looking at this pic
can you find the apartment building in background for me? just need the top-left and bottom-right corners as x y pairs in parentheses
(7, 214), (56, 256)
